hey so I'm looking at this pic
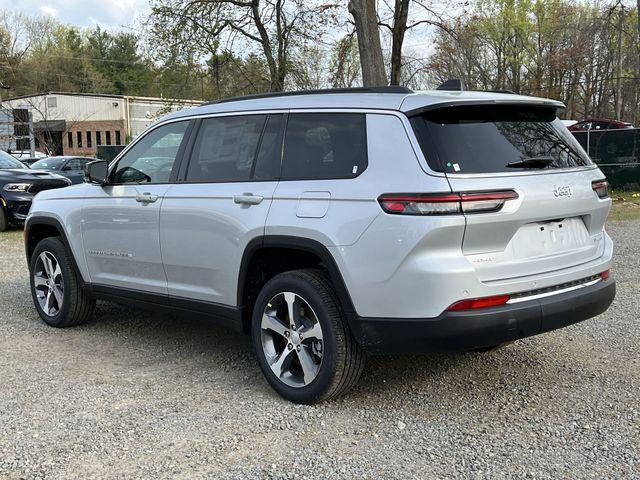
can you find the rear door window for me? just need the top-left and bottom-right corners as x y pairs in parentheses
(410, 105), (593, 174)
(282, 113), (367, 180)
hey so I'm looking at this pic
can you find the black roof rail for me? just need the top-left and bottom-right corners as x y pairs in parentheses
(201, 86), (414, 106)
(436, 79), (465, 91)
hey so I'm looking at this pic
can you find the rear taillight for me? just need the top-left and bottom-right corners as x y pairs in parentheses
(447, 294), (510, 311)
(378, 191), (518, 215)
(592, 179), (609, 199)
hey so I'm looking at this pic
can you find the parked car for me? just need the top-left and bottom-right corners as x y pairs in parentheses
(10, 150), (49, 166)
(560, 119), (578, 128)
(568, 118), (634, 131)
(0, 151), (71, 231)
(30, 156), (95, 184)
(24, 87), (615, 404)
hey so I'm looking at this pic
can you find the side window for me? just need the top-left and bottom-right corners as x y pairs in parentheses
(282, 113), (367, 180)
(111, 121), (189, 184)
(185, 115), (266, 182)
(65, 158), (84, 170)
(253, 114), (285, 180)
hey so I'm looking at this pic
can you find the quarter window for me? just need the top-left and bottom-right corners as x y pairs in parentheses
(185, 115), (267, 182)
(111, 121), (189, 184)
(282, 113), (367, 180)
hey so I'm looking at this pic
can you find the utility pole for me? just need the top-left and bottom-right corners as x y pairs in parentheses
(615, 5), (624, 120)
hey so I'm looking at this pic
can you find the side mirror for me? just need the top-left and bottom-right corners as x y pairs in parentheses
(84, 160), (109, 185)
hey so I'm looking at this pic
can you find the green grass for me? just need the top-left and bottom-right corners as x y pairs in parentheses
(608, 189), (640, 221)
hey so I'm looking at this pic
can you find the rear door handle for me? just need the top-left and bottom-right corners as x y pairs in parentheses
(136, 193), (159, 204)
(233, 194), (264, 205)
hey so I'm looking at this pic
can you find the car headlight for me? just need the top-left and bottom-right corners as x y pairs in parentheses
(3, 183), (31, 192)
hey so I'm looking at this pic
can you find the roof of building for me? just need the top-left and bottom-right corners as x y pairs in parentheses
(162, 87), (565, 123)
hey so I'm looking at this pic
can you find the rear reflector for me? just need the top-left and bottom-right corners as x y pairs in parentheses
(378, 190), (518, 215)
(600, 269), (610, 280)
(591, 179), (609, 199)
(447, 294), (510, 311)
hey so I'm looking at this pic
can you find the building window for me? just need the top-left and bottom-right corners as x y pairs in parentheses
(96, 131), (102, 146)
(106, 131), (111, 146)
(87, 131), (92, 148)
(47, 97), (57, 108)
(77, 131), (83, 148)
(68, 132), (73, 148)
(115, 130), (121, 145)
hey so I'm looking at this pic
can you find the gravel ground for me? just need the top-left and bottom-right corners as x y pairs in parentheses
(0, 220), (638, 480)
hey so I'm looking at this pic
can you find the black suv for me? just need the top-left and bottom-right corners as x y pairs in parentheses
(0, 151), (71, 231)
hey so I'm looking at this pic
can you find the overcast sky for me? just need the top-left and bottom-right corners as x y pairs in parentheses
(0, 0), (150, 29)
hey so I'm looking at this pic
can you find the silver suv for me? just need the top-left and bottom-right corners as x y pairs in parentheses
(24, 86), (616, 404)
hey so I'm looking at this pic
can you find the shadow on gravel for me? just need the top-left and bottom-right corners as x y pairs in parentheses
(11, 291), (566, 404)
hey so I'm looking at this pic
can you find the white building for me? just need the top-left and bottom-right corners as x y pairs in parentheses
(2, 92), (200, 156)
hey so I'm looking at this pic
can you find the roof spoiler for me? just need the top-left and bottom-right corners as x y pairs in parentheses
(436, 79), (464, 91)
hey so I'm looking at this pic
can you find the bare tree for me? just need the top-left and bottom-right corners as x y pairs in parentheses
(330, 34), (361, 88)
(348, 0), (387, 86)
(150, 0), (335, 92)
(378, 0), (454, 85)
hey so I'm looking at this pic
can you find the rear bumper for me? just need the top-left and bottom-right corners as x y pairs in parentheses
(350, 277), (616, 353)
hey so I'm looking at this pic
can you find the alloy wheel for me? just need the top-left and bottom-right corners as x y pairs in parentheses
(33, 251), (64, 317)
(260, 291), (324, 388)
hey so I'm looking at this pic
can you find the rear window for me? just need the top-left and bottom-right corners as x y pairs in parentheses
(410, 105), (593, 174)
(282, 113), (367, 180)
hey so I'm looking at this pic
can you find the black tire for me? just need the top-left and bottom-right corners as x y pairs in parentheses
(251, 269), (365, 404)
(29, 237), (95, 327)
(0, 207), (7, 232)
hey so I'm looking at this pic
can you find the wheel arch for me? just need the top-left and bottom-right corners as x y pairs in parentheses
(237, 235), (357, 334)
(25, 216), (86, 287)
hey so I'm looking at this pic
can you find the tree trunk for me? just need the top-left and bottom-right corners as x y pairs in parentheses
(390, 0), (410, 85)
(348, 0), (387, 87)
(614, 6), (624, 120)
(251, 1), (282, 91)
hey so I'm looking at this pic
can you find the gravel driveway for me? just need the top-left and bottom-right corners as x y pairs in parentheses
(0, 220), (638, 480)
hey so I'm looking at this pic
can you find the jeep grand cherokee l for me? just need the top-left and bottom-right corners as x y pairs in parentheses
(24, 86), (615, 404)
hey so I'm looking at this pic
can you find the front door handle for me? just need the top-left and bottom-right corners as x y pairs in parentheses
(233, 194), (264, 205)
(136, 193), (159, 204)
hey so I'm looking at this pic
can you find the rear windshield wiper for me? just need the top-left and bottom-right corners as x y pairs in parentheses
(505, 156), (555, 169)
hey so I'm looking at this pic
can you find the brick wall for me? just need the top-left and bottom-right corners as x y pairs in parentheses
(63, 120), (126, 156)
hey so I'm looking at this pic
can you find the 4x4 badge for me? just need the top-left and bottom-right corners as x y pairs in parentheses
(553, 185), (572, 197)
